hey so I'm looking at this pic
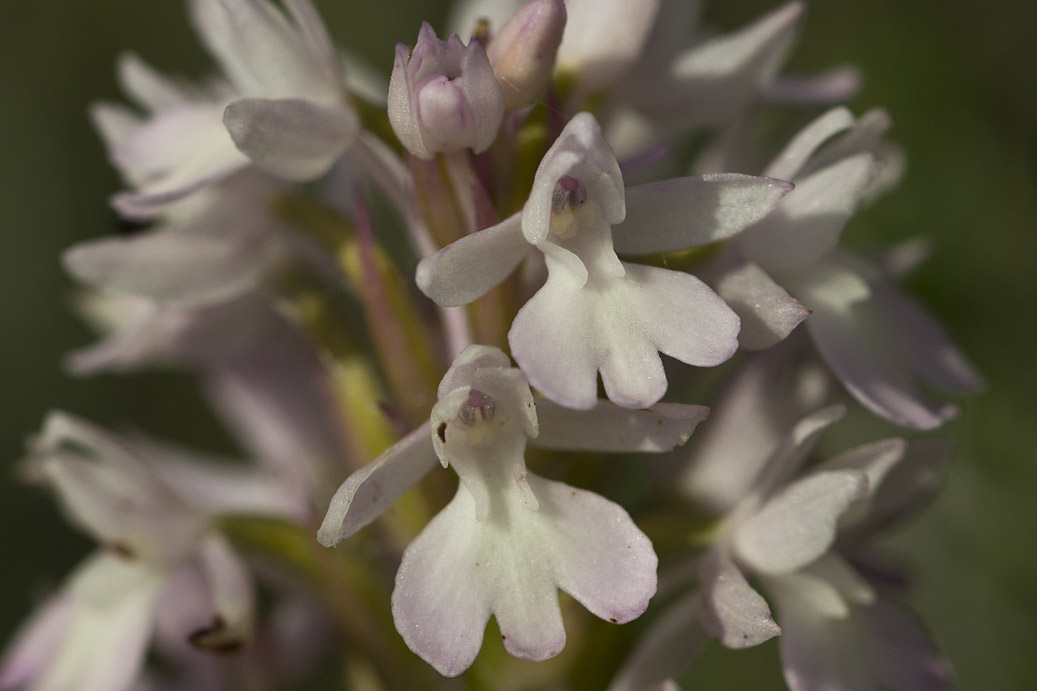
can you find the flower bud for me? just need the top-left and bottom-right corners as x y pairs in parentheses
(487, 0), (566, 109)
(388, 22), (506, 160)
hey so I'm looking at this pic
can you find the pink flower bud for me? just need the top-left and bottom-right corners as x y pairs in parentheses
(388, 22), (506, 160)
(487, 0), (566, 109)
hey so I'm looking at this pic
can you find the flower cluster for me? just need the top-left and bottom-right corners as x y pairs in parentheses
(3, 1), (979, 689)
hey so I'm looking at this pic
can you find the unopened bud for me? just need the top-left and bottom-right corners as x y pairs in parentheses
(487, 0), (567, 109)
(388, 22), (506, 160)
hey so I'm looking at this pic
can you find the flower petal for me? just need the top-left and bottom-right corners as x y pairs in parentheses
(613, 174), (793, 255)
(762, 66), (861, 105)
(764, 569), (869, 691)
(734, 470), (868, 575)
(529, 474), (657, 626)
(63, 225), (281, 307)
(868, 273), (984, 392)
(415, 212), (530, 307)
(763, 106), (855, 181)
(27, 413), (206, 563)
(9, 553), (166, 691)
(0, 592), (75, 688)
(224, 97), (358, 181)
(392, 471), (656, 675)
(532, 399), (708, 453)
(742, 153), (878, 273)
(188, 0), (338, 100)
(841, 439), (951, 543)
(187, 534), (254, 652)
(863, 599), (954, 690)
(556, 0), (661, 93)
(681, 349), (833, 512)
(511, 261), (739, 409)
(317, 422), (437, 547)
(795, 259), (960, 430)
(509, 269), (600, 409)
(629, 1), (804, 129)
(709, 255), (810, 350)
(391, 488), (499, 677)
(700, 549), (781, 648)
(116, 52), (196, 112)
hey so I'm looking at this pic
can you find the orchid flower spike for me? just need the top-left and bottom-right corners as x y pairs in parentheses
(418, 112), (794, 409)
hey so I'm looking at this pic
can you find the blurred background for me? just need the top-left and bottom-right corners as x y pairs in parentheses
(1, 1), (1034, 688)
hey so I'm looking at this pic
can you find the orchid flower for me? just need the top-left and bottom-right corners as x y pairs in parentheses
(708, 106), (982, 428)
(0, 413), (301, 691)
(417, 112), (793, 409)
(93, 0), (357, 219)
(612, 348), (953, 690)
(319, 345), (710, 675)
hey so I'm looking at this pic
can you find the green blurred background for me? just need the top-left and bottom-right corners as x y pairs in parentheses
(1, 1), (1034, 688)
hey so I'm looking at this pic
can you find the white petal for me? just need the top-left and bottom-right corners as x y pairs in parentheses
(868, 273), (984, 392)
(556, 0), (661, 93)
(522, 112), (626, 245)
(0, 592), (74, 688)
(742, 153), (878, 273)
(28, 413), (206, 563)
(612, 174), (793, 255)
(511, 262), (739, 410)
(529, 474), (657, 625)
(762, 66), (862, 105)
(797, 264), (959, 430)
(843, 439), (951, 542)
(863, 598), (954, 690)
(801, 108), (893, 179)
(391, 488), (501, 677)
(699, 549), (780, 648)
(223, 97), (357, 181)
(764, 570), (869, 691)
(533, 399), (708, 453)
(436, 344), (515, 399)
(318, 423), (437, 547)
(509, 270), (600, 409)
(802, 554), (875, 608)
(62, 227), (280, 307)
(89, 102), (142, 155)
(764, 106), (855, 180)
(188, 0), (337, 100)
(632, 1), (803, 128)
(709, 255), (809, 350)
(393, 472), (655, 675)
(107, 104), (248, 217)
(24, 553), (166, 691)
(116, 53), (195, 112)
(415, 212), (530, 306)
(680, 350), (834, 512)
(734, 470), (868, 575)
(188, 534), (254, 651)
(818, 437), (905, 524)
(130, 438), (306, 518)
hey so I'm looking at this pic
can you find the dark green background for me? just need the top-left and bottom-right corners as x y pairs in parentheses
(2, 2), (1034, 688)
